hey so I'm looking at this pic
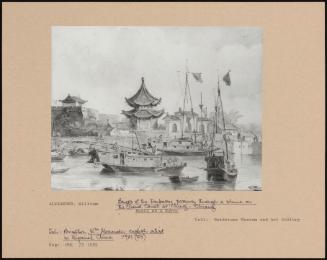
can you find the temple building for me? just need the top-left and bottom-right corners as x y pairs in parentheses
(122, 77), (164, 130)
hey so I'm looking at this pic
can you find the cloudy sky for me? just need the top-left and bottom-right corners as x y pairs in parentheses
(52, 27), (262, 126)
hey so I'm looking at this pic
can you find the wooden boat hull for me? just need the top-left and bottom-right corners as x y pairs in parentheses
(180, 176), (199, 183)
(51, 168), (69, 174)
(51, 156), (65, 162)
(169, 175), (199, 183)
(169, 175), (181, 183)
(158, 149), (207, 156)
(248, 185), (262, 191)
(205, 167), (237, 182)
(102, 163), (185, 174)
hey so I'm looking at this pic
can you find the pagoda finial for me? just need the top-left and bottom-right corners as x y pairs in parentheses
(141, 77), (144, 84)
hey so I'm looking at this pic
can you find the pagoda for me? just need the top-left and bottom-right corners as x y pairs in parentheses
(122, 77), (164, 130)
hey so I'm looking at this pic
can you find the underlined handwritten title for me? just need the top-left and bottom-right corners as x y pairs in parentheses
(116, 198), (256, 213)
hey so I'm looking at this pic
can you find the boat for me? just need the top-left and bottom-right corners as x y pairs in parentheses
(158, 65), (210, 156)
(103, 186), (124, 191)
(204, 70), (238, 182)
(158, 137), (210, 156)
(100, 132), (187, 174)
(248, 185), (262, 191)
(101, 150), (186, 174)
(51, 167), (69, 174)
(180, 176), (199, 183)
(205, 150), (238, 181)
(168, 175), (199, 183)
(169, 175), (181, 183)
(51, 151), (65, 162)
(68, 147), (88, 157)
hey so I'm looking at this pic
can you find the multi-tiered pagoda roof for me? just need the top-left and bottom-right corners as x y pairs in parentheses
(125, 77), (161, 107)
(122, 77), (164, 120)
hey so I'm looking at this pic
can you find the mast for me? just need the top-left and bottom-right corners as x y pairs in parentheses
(214, 95), (218, 134)
(218, 78), (226, 130)
(209, 88), (217, 155)
(199, 92), (203, 135)
(217, 72), (229, 160)
(133, 131), (141, 150)
(181, 60), (197, 141)
(186, 72), (197, 143)
(181, 72), (187, 139)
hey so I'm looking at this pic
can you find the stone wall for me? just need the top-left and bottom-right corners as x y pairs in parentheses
(51, 106), (110, 137)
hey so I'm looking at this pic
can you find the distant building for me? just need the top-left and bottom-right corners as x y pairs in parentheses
(53, 94), (100, 121)
(224, 123), (241, 141)
(60, 94), (87, 107)
(163, 114), (181, 135)
(84, 108), (99, 121)
(231, 139), (262, 155)
(164, 108), (213, 137)
(51, 94), (100, 136)
(122, 77), (164, 130)
(230, 130), (262, 155)
(197, 117), (212, 134)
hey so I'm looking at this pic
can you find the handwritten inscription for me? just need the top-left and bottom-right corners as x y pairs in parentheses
(49, 226), (164, 248)
(116, 198), (256, 213)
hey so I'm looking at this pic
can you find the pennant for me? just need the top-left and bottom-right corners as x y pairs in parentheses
(192, 73), (203, 83)
(223, 71), (231, 86)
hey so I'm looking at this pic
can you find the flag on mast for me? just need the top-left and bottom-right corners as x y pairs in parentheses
(192, 72), (203, 83)
(223, 70), (231, 86)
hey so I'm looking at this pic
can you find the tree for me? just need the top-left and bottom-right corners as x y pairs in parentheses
(224, 110), (243, 125)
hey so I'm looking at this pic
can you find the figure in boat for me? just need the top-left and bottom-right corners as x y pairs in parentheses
(51, 140), (66, 161)
(88, 144), (100, 163)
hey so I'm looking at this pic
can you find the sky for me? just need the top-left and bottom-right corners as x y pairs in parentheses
(52, 27), (262, 126)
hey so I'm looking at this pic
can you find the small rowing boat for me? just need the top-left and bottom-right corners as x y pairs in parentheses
(168, 175), (199, 183)
(248, 185), (262, 191)
(180, 176), (199, 183)
(51, 167), (69, 174)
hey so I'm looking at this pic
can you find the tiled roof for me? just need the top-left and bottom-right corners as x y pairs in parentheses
(163, 114), (180, 121)
(71, 96), (87, 104)
(122, 108), (164, 119)
(61, 94), (87, 104)
(125, 77), (161, 107)
(174, 110), (199, 117)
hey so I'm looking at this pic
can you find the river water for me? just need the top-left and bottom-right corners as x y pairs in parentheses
(51, 137), (261, 191)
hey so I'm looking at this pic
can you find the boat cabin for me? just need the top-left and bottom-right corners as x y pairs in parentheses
(102, 150), (162, 168)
